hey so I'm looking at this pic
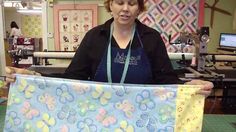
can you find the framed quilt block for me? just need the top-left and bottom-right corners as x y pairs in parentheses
(54, 4), (98, 51)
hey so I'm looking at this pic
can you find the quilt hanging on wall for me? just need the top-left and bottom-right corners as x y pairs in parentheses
(22, 15), (42, 38)
(4, 75), (205, 132)
(53, 4), (98, 51)
(139, 0), (202, 51)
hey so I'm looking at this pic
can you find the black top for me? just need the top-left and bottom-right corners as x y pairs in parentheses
(46, 18), (182, 84)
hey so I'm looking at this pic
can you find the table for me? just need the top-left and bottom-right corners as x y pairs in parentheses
(0, 105), (6, 131)
(202, 114), (236, 132)
(0, 105), (235, 132)
(174, 65), (236, 112)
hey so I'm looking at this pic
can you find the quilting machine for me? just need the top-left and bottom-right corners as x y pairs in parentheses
(8, 34), (236, 79)
(9, 50), (236, 78)
(7, 49), (75, 74)
(29, 51), (75, 74)
(182, 28), (236, 80)
(167, 27), (236, 80)
(170, 27), (236, 112)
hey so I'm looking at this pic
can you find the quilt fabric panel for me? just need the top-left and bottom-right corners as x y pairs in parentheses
(138, 0), (199, 45)
(4, 75), (205, 132)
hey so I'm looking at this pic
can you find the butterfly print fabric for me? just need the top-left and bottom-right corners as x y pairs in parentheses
(4, 74), (205, 132)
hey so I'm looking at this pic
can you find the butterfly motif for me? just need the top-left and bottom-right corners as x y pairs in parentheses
(72, 83), (90, 94)
(21, 101), (39, 119)
(77, 99), (96, 116)
(57, 105), (77, 124)
(77, 118), (97, 132)
(23, 121), (36, 132)
(112, 85), (129, 97)
(59, 125), (69, 132)
(38, 93), (56, 111)
(37, 113), (56, 132)
(92, 85), (111, 105)
(115, 120), (134, 132)
(153, 87), (176, 101)
(158, 105), (175, 123)
(136, 113), (158, 132)
(34, 77), (48, 90)
(7, 93), (21, 106)
(56, 84), (74, 103)
(96, 108), (117, 127)
(136, 90), (155, 111)
(17, 79), (35, 98)
(115, 100), (135, 118)
(5, 111), (21, 129)
(157, 126), (174, 132)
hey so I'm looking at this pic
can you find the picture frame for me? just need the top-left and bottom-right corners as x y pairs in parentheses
(54, 4), (98, 51)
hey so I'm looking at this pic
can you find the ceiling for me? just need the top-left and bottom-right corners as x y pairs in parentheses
(3, 0), (42, 9)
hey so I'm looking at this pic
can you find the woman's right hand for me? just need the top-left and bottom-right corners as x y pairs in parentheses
(5, 66), (41, 87)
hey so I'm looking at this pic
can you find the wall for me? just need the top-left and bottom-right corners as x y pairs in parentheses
(204, 0), (236, 52)
(4, 8), (22, 37)
(0, 5), (6, 76)
(3, 0), (228, 54)
(49, 0), (236, 53)
(4, 8), (42, 38)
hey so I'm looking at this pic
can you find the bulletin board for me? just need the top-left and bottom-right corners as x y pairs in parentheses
(54, 4), (98, 51)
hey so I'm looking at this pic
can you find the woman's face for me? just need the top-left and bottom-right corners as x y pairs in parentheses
(110, 0), (140, 26)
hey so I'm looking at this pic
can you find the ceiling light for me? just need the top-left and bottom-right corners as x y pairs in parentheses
(17, 9), (42, 14)
(4, 1), (22, 8)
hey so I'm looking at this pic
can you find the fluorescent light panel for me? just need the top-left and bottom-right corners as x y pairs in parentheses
(4, 1), (42, 14)
(4, 1), (42, 9)
(4, 1), (23, 8)
(17, 9), (42, 14)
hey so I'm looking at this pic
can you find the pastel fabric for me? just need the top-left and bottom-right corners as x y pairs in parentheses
(4, 75), (205, 132)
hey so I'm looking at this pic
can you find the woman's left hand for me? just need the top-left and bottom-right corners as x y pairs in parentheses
(185, 79), (214, 97)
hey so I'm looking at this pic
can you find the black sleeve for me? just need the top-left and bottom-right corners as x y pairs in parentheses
(62, 32), (92, 80)
(151, 32), (184, 84)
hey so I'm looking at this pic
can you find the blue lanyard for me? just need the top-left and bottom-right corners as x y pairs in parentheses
(107, 23), (136, 84)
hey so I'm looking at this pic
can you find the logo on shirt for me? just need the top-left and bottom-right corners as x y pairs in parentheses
(114, 52), (141, 65)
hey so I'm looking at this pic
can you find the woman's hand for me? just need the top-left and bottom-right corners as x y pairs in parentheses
(185, 79), (213, 97)
(5, 66), (41, 87)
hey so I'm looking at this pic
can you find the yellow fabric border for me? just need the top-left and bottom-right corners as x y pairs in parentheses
(174, 85), (205, 132)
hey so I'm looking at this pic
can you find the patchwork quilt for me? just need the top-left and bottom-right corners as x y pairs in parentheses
(4, 74), (205, 132)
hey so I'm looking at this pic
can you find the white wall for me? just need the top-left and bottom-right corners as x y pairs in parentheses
(0, 4), (6, 76)
(4, 7), (22, 37)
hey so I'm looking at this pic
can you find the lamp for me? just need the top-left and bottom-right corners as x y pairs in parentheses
(200, 27), (210, 43)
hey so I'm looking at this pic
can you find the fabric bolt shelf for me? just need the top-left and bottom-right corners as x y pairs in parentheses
(3, 75), (205, 132)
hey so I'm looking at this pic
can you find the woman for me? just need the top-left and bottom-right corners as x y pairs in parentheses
(5, 0), (213, 96)
(9, 21), (22, 38)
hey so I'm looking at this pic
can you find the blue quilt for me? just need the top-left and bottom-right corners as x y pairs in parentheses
(4, 74), (205, 132)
